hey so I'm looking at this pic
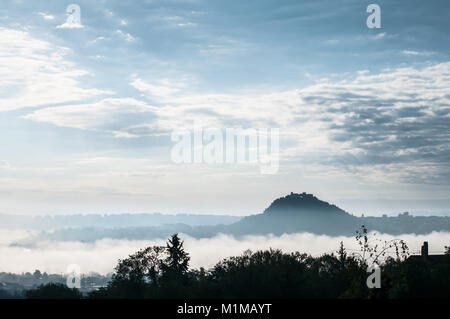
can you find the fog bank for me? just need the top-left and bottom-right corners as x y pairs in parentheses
(0, 230), (449, 274)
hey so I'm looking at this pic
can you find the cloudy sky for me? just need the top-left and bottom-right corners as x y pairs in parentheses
(0, 0), (449, 216)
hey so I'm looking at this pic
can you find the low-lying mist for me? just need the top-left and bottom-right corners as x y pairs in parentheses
(1, 230), (449, 275)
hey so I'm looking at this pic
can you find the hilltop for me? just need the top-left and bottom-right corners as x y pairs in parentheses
(227, 192), (359, 236)
(263, 192), (350, 217)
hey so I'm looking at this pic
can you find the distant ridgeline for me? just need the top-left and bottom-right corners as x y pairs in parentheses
(224, 193), (450, 236)
(6, 193), (450, 245)
(0, 213), (242, 230)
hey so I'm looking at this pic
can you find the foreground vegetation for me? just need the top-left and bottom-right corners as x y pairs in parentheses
(18, 227), (450, 299)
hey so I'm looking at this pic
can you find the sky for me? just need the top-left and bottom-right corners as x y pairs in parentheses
(0, 0), (449, 216)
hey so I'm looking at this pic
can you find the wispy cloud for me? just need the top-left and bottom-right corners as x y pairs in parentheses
(24, 98), (160, 138)
(324, 39), (340, 45)
(0, 160), (11, 170)
(37, 12), (55, 21)
(0, 27), (109, 111)
(115, 29), (137, 42)
(56, 22), (84, 29)
(131, 78), (181, 98)
(88, 36), (108, 45)
(24, 62), (450, 184)
(401, 50), (434, 56)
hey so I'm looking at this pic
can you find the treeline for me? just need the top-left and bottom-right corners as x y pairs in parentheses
(22, 228), (450, 299)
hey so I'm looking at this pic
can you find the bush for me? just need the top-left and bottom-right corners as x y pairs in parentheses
(26, 283), (83, 299)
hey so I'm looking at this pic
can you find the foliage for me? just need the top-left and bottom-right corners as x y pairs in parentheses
(25, 230), (449, 299)
(355, 225), (409, 266)
(25, 283), (82, 299)
(161, 234), (190, 281)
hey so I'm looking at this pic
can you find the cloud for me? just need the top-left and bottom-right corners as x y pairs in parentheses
(177, 22), (197, 28)
(23, 62), (450, 184)
(130, 78), (297, 130)
(37, 12), (55, 21)
(324, 39), (339, 45)
(0, 160), (11, 170)
(91, 55), (106, 60)
(0, 27), (109, 111)
(288, 62), (450, 184)
(131, 78), (181, 98)
(160, 15), (198, 29)
(104, 9), (114, 17)
(373, 32), (386, 39)
(115, 30), (137, 42)
(129, 63), (450, 183)
(402, 50), (434, 56)
(0, 231), (449, 274)
(357, 70), (370, 75)
(88, 36), (107, 45)
(56, 23), (84, 29)
(24, 98), (161, 138)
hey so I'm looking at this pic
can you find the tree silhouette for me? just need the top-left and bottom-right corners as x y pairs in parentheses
(91, 245), (165, 299)
(355, 225), (409, 266)
(153, 234), (191, 298)
(161, 233), (190, 279)
(25, 283), (82, 299)
(82, 231), (449, 299)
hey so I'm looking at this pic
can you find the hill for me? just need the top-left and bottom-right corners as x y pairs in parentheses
(225, 192), (359, 236)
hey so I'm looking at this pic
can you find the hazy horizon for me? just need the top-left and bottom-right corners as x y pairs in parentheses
(1, 195), (449, 217)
